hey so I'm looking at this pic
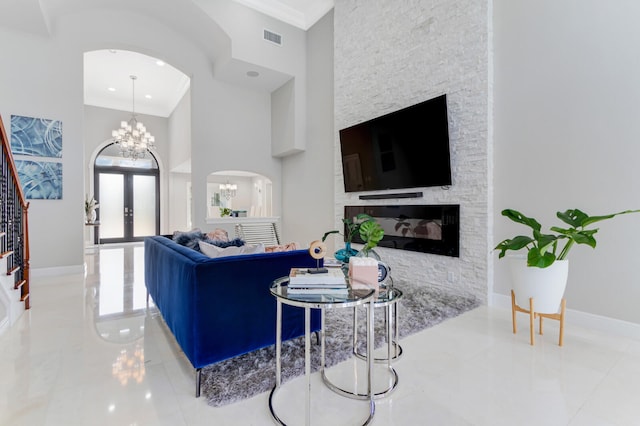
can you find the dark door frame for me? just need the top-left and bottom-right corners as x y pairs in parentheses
(93, 163), (160, 244)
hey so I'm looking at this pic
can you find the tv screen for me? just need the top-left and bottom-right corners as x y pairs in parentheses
(339, 94), (451, 193)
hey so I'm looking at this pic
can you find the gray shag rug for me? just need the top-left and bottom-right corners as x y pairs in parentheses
(201, 282), (480, 406)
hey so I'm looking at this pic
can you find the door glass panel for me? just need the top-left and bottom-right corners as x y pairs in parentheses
(99, 173), (124, 239)
(133, 175), (156, 237)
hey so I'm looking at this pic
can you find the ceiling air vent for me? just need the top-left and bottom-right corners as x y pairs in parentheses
(263, 29), (282, 46)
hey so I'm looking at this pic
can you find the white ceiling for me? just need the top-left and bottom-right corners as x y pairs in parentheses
(232, 0), (334, 30)
(81, 0), (334, 117)
(84, 50), (191, 118)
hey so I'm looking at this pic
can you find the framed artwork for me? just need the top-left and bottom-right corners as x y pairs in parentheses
(10, 115), (63, 199)
(10, 115), (62, 158)
(14, 160), (63, 200)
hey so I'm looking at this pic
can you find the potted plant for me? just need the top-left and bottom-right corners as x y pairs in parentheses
(495, 208), (638, 313)
(323, 214), (379, 262)
(357, 219), (385, 256)
(85, 195), (99, 224)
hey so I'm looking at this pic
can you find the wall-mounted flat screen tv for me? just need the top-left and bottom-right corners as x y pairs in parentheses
(339, 94), (451, 193)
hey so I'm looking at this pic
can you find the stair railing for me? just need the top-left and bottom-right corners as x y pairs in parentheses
(0, 114), (30, 309)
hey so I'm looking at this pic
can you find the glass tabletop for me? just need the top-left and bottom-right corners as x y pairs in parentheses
(270, 276), (375, 309)
(373, 286), (403, 306)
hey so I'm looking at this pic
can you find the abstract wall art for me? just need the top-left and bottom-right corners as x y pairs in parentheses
(10, 115), (64, 199)
(10, 115), (62, 158)
(14, 160), (63, 200)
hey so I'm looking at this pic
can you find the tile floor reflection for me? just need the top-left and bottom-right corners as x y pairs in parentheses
(0, 243), (639, 425)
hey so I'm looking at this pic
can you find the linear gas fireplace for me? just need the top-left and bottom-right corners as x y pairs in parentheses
(345, 204), (460, 257)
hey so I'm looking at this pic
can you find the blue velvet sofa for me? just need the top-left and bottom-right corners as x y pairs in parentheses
(144, 235), (321, 397)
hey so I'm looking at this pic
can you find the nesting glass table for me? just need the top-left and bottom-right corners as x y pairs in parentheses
(269, 277), (376, 426)
(326, 284), (403, 400)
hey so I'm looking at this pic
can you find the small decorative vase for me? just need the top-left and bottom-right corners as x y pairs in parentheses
(334, 242), (358, 263)
(86, 209), (96, 224)
(355, 248), (381, 261)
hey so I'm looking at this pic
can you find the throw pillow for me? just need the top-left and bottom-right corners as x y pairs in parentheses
(202, 237), (245, 248)
(173, 229), (205, 250)
(206, 228), (229, 242)
(198, 241), (265, 258)
(243, 243), (265, 255)
(265, 242), (300, 252)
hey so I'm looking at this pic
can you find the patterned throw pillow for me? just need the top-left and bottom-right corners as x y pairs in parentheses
(206, 228), (229, 241)
(265, 242), (299, 252)
(202, 237), (245, 248)
(199, 241), (264, 258)
(172, 229), (205, 250)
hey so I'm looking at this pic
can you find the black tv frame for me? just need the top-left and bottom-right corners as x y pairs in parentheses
(339, 94), (452, 193)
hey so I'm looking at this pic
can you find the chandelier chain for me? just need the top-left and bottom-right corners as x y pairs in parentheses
(110, 75), (155, 160)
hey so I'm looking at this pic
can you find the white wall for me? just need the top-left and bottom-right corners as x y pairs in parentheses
(494, 1), (640, 324)
(190, 79), (282, 229)
(0, 27), (85, 270)
(168, 90), (191, 232)
(195, 0), (308, 156)
(281, 11), (335, 247)
(169, 173), (190, 232)
(334, 0), (490, 300)
(168, 90), (191, 172)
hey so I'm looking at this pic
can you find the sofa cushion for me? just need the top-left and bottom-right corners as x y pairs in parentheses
(199, 240), (265, 258)
(173, 229), (205, 250)
(203, 237), (245, 248)
(206, 228), (229, 241)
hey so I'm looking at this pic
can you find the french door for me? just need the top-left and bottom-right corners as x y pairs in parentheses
(94, 168), (159, 244)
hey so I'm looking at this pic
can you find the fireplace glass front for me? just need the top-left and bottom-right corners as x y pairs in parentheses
(345, 204), (459, 257)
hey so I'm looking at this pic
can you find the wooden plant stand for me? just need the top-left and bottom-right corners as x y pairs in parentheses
(511, 290), (566, 346)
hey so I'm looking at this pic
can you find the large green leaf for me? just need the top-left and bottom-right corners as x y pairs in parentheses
(527, 247), (556, 268)
(494, 235), (533, 258)
(556, 209), (588, 228)
(551, 226), (597, 247)
(502, 209), (541, 231)
(535, 232), (560, 255)
(557, 209), (640, 228)
(359, 220), (384, 251)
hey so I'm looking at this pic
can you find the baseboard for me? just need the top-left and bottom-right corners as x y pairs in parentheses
(490, 292), (640, 340)
(30, 264), (85, 278)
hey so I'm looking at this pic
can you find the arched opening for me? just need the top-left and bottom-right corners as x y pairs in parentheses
(93, 143), (160, 244)
(84, 48), (191, 243)
(206, 170), (273, 219)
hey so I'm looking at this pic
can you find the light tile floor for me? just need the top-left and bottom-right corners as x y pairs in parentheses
(1, 243), (639, 425)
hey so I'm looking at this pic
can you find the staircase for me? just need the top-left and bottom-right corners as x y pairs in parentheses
(0, 115), (30, 335)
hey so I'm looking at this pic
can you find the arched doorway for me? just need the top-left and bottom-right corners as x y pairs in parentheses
(93, 143), (160, 244)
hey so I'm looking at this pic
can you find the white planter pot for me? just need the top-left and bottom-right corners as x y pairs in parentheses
(509, 257), (569, 314)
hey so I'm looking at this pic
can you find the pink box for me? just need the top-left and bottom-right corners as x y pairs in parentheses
(348, 257), (379, 291)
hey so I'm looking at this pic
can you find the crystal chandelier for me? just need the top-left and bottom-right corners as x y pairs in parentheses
(111, 75), (155, 160)
(220, 181), (237, 200)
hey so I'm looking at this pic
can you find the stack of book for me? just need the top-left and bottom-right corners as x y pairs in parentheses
(288, 267), (348, 295)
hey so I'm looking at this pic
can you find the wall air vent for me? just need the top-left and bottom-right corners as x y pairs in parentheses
(263, 29), (282, 46)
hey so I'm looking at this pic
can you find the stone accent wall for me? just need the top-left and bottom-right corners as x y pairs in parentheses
(333, 0), (490, 300)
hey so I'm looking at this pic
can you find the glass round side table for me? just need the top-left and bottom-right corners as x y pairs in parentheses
(269, 277), (376, 426)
